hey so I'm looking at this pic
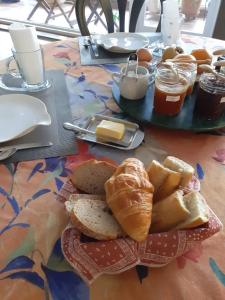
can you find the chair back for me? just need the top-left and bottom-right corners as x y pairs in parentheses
(76, 0), (163, 36)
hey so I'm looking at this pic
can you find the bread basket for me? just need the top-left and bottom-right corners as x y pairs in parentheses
(59, 180), (223, 285)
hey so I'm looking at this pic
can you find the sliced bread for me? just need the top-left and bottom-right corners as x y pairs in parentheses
(70, 159), (117, 194)
(163, 156), (194, 187)
(175, 191), (209, 230)
(150, 190), (190, 233)
(65, 194), (123, 240)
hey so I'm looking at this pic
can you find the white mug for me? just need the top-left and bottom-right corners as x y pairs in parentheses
(112, 66), (152, 100)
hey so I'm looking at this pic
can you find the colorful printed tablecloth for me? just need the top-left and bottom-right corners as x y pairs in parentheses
(0, 34), (225, 300)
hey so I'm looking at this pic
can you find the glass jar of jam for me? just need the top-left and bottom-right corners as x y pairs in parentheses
(174, 62), (197, 95)
(153, 65), (189, 116)
(194, 73), (225, 120)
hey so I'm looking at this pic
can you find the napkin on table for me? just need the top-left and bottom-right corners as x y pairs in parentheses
(9, 22), (40, 52)
(8, 23), (44, 85)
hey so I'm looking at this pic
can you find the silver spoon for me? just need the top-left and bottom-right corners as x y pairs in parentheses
(0, 148), (17, 161)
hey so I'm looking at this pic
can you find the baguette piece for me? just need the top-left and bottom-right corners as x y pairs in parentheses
(70, 159), (116, 194)
(154, 169), (181, 202)
(176, 191), (209, 229)
(105, 158), (154, 242)
(163, 156), (194, 187)
(150, 190), (190, 233)
(65, 194), (123, 240)
(147, 160), (173, 192)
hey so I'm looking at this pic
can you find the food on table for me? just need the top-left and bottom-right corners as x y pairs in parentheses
(172, 53), (196, 62)
(162, 46), (182, 61)
(136, 48), (152, 62)
(96, 120), (125, 140)
(150, 190), (190, 233)
(212, 48), (225, 56)
(70, 159), (116, 194)
(194, 73), (225, 120)
(65, 194), (123, 240)
(175, 191), (209, 229)
(191, 48), (212, 74)
(191, 48), (212, 63)
(151, 190), (209, 232)
(105, 158), (154, 242)
(66, 156), (208, 240)
(147, 156), (194, 201)
(147, 159), (175, 192)
(154, 169), (181, 201)
(163, 156), (194, 187)
(153, 64), (189, 115)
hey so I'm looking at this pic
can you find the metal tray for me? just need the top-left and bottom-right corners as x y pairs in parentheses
(71, 115), (144, 150)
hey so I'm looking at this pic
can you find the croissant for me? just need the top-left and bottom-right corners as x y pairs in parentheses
(105, 158), (154, 242)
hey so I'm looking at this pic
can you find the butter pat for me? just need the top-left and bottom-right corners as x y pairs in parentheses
(96, 120), (125, 140)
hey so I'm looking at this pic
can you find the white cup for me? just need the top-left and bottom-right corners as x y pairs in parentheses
(112, 66), (152, 100)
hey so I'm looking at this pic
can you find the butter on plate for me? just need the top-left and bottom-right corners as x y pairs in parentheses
(96, 120), (125, 140)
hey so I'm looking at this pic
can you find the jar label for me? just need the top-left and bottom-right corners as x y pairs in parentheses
(166, 95), (180, 102)
(220, 97), (225, 103)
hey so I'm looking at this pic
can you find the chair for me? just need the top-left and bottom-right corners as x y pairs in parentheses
(75, 0), (164, 36)
(27, 0), (76, 28)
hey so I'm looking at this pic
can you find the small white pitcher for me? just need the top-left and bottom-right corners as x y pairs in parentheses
(112, 66), (151, 100)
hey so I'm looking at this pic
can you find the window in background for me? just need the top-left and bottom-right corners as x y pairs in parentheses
(0, 0), (222, 37)
(142, 0), (221, 37)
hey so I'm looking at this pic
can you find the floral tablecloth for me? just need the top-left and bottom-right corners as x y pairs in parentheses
(0, 34), (225, 300)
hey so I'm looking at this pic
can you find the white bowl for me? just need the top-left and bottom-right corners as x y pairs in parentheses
(0, 94), (51, 143)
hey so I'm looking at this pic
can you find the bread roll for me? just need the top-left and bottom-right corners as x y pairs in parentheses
(175, 191), (209, 229)
(70, 159), (116, 194)
(65, 194), (123, 240)
(154, 169), (181, 201)
(150, 190), (190, 233)
(163, 156), (194, 187)
(105, 158), (154, 242)
(147, 160), (172, 192)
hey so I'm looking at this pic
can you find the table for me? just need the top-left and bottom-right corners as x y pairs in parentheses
(0, 34), (225, 300)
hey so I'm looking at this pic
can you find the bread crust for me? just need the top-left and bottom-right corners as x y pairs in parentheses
(66, 195), (123, 240)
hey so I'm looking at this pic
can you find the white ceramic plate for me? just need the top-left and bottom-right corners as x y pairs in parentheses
(0, 94), (51, 143)
(95, 33), (149, 53)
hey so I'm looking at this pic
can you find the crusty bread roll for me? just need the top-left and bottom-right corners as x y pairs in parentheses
(70, 159), (116, 194)
(163, 156), (194, 187)
(147, 160), (173, 192)
(154, 169), (181, 201)
(105, 158), (154, 242)
(65, 194), (123, 240)
(150, 190), (190, 233)
(175, 191), (209, 229)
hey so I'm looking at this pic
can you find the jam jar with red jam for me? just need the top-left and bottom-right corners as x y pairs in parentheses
(194, 73), (225, 120)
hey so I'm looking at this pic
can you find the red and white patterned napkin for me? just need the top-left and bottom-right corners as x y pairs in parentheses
(60, 181), (223, 284)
